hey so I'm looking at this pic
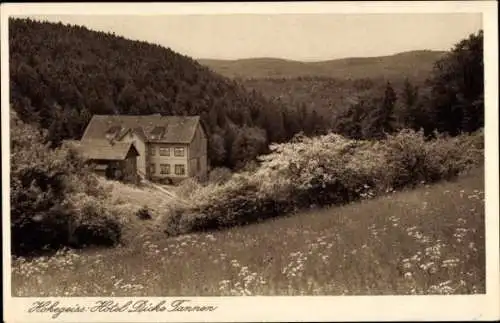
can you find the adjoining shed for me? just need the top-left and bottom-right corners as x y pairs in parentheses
(65, 139), (140, 183)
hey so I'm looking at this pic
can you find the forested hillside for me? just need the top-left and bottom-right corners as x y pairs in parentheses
(198, 50), (445, 80)
(241, 77), (385, 128)
(222, 33), (484, 140)
(9, 18), (484, 168)
(9, 18), (321, 169)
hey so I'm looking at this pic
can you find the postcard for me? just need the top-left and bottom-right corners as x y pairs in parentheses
(2, 1), (498, 322)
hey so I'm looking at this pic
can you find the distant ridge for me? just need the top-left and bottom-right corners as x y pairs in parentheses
(198, 50), (446, 81)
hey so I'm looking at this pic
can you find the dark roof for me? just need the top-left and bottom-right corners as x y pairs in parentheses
(65, 139), (139, 161)
(81, 115), (201, 143)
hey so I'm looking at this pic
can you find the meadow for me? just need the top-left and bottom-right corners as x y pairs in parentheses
(11, 167), (484, 296)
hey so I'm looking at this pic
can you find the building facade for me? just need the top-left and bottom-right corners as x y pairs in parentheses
(80, 114), (208, 183)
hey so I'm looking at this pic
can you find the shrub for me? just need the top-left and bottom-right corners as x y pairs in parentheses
(64, 193), (122, 247)
(10, 112), (122, 255)
(455, 129), (484, 168)
(255, 134), (388, 206)
(383, 129), (429, 189)
(162, 207), (201, 236)
(164, 128), (482, 236)
(423, 134), (465, 182)
(384, 129), (483, 187)
(208, 167), (233, 184)
(175, 177), (202, 199)
(136, 206), (153, 220)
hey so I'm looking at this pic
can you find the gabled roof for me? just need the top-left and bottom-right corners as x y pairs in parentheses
(114, 126), (148, 142)
(65, 139), (139, 161)
(81, 115), (202, 144)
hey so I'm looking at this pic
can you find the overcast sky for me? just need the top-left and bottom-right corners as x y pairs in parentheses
(26, 13), (482, 61)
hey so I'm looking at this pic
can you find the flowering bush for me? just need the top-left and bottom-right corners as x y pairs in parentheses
(175, 177), (202, 199)
(10, 112), (122, 255)
(208, 167), (233, 184)
(165, 128), (482, 235)
(455, 129), (484, 168)
(384, 129), (484, 188)
(64, 193), (122, 247)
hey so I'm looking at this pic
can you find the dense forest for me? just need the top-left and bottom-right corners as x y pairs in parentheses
(236, 31), (484, 140)
(10, 18), (484, 169)
(9, 18), (324, 169)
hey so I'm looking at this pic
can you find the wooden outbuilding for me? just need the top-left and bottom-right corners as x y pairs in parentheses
(66, 139), (140, 183)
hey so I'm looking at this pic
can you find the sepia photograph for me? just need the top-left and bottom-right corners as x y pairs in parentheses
(1, 2), (498, 322)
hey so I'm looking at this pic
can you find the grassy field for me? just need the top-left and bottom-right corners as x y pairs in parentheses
(11, 167), (484, 296)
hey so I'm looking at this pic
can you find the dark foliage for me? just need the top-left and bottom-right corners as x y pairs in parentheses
(136, 206), (153, 220)
(9, 18), (321, 170)
(426, 30), (484, 135)
(10, 111), (122, 255)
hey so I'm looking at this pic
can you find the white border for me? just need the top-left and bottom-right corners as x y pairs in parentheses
(2, 2), (499, 322)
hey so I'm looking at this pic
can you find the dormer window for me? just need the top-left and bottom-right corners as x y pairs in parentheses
(150, 126), (166, 140)
(105, 125), (122, 140)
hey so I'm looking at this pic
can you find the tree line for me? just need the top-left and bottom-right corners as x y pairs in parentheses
(242, 30), (483, 142)
(9, 18), (483, 169)
(333, 30), (484, 140)
(9, 18), (327, 170)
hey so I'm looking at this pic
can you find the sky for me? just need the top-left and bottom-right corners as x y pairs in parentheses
(26, 13), (482, 61)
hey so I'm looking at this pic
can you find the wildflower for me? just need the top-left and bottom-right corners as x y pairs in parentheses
(205, 234), (216, 241)
(441, 258), (460, 268)
(420, 262), (435, 271)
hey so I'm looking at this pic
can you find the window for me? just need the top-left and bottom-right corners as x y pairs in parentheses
(159, 145), (170, 156)
(175, 164), (186, 176)
(196, 158), (201, 171)
(174, 147), (185, 157)
(150, 163), (156, 174)
(105, 126), (122, 139)
(149, 146), (156, 156)
(150, 126), (166, 140)
(160, 164), (170, 175)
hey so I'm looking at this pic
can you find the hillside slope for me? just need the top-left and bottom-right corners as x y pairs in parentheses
(9, 18), (310, 168)
(198, 50), (445, 81)
(12, 167), (484, 296)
